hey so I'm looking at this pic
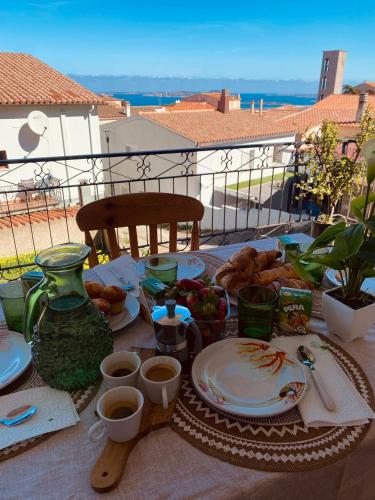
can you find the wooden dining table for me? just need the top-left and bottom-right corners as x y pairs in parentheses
(1, 233), (375, 500)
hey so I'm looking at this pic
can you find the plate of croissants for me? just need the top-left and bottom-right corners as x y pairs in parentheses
(84, 281), (140, 332)
(215, 246), (312, 302)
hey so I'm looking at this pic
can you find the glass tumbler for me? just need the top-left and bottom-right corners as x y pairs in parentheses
(237, 285), (278, 342)
(0, 281), (25, 333)
(145, 257), (178, 284)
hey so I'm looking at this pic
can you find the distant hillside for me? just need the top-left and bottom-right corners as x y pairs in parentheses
(68, 74), (318, 95)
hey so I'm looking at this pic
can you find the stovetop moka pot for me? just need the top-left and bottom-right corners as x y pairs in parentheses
(152, 299), (202, 368)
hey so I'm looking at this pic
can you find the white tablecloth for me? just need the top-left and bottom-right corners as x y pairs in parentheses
(1, 234), (375, 500)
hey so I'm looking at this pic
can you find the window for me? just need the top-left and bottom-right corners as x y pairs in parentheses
(324, 58), (330, 72)
(321, 77), (327, 90)
(273, 145), (283, 164)
(0, 150), (8, 169)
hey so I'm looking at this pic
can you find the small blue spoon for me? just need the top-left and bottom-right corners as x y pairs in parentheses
(0, 405), (37, 427)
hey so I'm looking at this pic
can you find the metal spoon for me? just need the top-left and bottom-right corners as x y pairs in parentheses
(297, 346), (336, 412)
(0, 405), (37, 427)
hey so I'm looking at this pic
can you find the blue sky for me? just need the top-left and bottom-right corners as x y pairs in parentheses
(1, 0), (375, 81)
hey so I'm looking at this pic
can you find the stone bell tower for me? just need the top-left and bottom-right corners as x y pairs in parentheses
(317, 50), (347, 101)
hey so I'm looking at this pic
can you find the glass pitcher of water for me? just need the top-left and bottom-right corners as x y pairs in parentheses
(24, 243), (113, 390)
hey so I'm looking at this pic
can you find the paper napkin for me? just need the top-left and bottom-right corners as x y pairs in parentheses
(272, 334), (375, 427)
(0, 386), (79, 450)
(85, 255), (140, 298)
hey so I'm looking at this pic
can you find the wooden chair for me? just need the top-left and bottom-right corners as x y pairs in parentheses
(76, 192), (205, 267)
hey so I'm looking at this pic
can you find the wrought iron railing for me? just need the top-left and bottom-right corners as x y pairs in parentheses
(0, 142), (314, 280)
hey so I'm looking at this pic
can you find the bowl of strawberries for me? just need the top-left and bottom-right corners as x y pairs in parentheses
(165, 277), (230, 347)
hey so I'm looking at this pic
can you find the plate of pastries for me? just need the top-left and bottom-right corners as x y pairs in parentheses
(215, 246), (312, 300)
(84, 281), (140, 332)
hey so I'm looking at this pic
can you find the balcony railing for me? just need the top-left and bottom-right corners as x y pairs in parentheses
(0, 141), (325, 280)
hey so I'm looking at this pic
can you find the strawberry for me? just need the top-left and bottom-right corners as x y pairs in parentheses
(212, 285), (226, 297)
(179, 279), (205, 291)
(192, 310), (204, 320)
(198, 286), (217, 299)
(176, 296), (187, 306)
(217, 297), (227, 314)
(201, 302), (216, 318)
(186, 292), (199, 309)
(214, 310), (226, 321)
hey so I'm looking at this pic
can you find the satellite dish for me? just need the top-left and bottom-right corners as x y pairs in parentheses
(27, 111), (49, 135)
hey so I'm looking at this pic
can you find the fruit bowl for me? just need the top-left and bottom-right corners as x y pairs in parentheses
(164, 278), (231, 348)
(195, 291), (231, 347)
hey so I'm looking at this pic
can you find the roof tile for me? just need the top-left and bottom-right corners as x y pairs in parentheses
(0, 53), (103, 105)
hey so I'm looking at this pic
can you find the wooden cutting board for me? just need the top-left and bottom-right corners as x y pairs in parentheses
(90, 348), (177, 493)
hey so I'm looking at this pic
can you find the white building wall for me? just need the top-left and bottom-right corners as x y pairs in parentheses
(100, 116), (198, 198)
(0, 104), (102, 204)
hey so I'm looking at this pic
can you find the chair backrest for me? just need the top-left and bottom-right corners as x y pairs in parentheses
(76, 192), (205, 266)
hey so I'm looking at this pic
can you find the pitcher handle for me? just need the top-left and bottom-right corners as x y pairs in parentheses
(23, 279), (50, 343)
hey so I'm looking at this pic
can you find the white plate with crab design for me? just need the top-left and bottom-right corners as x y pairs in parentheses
(0, 330), (32, 390)
(192, 338), (306, 417)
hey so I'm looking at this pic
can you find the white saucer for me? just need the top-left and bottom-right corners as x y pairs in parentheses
(108, 294), (140, 332)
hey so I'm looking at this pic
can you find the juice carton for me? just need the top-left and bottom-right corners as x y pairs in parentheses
(278, 287), (312, 334)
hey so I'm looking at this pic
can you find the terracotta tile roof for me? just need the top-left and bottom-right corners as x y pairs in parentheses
(144, 110), (296, 145)
(131, 105), (165, 115)
(0, 53), (103, 105)
(314, 93), (375, 111)
(354, 82), (375, 92)
(98, 104), (126, 120)
(198, 92), (238, 101)
(164, 101), (215, 111)
(0, 206), (79, 230)
(143, 94), (375, 145)
(275, 94), (375, 133)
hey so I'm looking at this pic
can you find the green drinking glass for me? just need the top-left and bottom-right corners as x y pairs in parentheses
(237, 285), (278, 342)
(0, 281), (25, 334)
(145, 257), (178, 284)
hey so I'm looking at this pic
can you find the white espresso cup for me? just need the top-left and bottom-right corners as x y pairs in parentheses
(140, 356), (181, 409)
(88, 386), (144, 443)
(100, 351), (141, 389)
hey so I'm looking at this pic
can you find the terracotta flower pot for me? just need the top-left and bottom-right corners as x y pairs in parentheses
(322, 287), (375, 342)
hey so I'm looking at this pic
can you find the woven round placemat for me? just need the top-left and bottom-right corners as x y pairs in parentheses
(0, 355), (100, 462)
(170, 318), (374, 472)
(197, 252), (323, 319)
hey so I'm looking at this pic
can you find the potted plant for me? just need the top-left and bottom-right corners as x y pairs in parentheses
(290, 139), (375, 341)
(297, 110), (374, 237)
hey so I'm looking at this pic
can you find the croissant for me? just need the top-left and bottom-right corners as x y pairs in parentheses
(215, 262), (237, 282)
(253, 250), (282, 273)
(252, 263), (298, 286)
(229, 246), (257, 270)
(219, 271), (250, 295)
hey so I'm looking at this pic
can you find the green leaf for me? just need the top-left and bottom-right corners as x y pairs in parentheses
(331, 223), (364, 259)
(287, 252), (318, 286)
(358, 238), (375, 265)
(351, 193), (375, 221)
(308, 221), (346, 251)
(365, 217), (375, 234)
(302, 252), (345, 270)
